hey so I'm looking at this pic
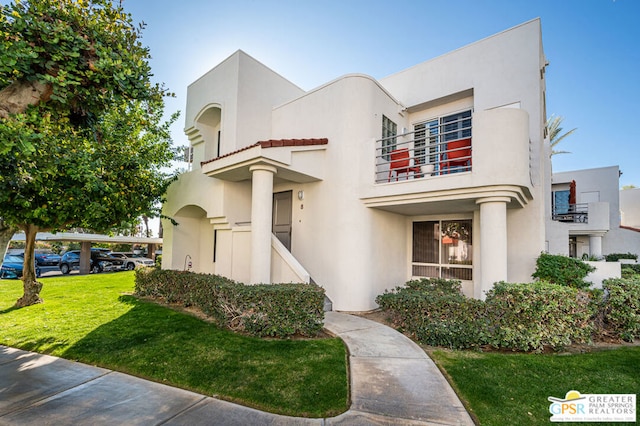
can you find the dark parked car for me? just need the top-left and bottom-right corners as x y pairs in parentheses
(34, 250), (62, 266)
(58, 249), (125, 274)
(1, 254), (41, 279)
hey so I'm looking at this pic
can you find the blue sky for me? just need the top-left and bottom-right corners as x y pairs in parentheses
(103, 1), (640, 188)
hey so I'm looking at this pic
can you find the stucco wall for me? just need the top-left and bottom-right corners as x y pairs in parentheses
(620, 187), (640, 229)
(380, 19), (547, 290)
(379, 19), (546, 169)
(553, 166), (621, 230)
(585, 261), (621, 288)
(271, 75), (408, 310)
(185, 51), (305, 161)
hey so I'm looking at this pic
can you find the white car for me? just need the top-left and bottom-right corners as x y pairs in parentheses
(110, 252), (156, 270)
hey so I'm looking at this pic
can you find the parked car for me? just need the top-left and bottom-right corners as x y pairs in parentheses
(99, 251), (126, 272)
(34, 250), (62, 266)
(58, 249), (125, 274)
(110, 252), (156, 270)
(1, 254), (41, 279)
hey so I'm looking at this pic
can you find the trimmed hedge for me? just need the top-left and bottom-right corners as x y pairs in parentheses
(600, 278), (640, 342)
(605, 252), (638, 262)
(485, 282), (593, 351)
(376, 278), (489, 350)
(621, 264), (640, 278)
(134, 268), (325, 338)
(377, 279), (595, 352)
(531, 253), (595, 289)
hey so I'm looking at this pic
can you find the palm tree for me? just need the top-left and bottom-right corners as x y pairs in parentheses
(546, 115), (577, 157)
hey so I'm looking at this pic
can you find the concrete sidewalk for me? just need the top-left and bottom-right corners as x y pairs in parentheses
(0, 312), (474, 425)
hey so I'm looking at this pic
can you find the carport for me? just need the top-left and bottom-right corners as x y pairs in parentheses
(11, 232), (162, 275)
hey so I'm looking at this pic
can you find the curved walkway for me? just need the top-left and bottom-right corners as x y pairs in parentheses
(0, 312), (474, 425)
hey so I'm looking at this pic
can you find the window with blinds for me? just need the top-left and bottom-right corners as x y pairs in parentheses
(414, 110), (472, 174)
(412, 219), (473, 280)
(381, 115), (397, 160)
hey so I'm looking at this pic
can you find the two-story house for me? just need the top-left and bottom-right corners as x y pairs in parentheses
(161, 19), (549, 311)
(549, 166), (640, 259)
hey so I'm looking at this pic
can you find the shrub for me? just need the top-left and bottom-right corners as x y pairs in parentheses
(404, 277), (465, 295)
(605, 252), (638, 262)
(532, 252), (595, 289)
(376, 278), (490, 349)
(621, 264), (640, 279)
(600, 278), (640, 342)
(134, 268), (325, 338)
(484, 282), (594, 352)
(377, 278), (597, 352)
(581, 253), (603, 261)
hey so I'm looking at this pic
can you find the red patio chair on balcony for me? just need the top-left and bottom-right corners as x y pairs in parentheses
(388, 148), (421, 181)
(442, 138), (472, 174)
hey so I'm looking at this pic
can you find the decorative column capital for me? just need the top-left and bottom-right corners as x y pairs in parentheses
(588, 232), (607, 238)
(249, 164), (278, 174)
(475, 196), (511, 205)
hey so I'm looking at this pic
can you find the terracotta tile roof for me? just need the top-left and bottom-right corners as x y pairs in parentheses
(201, 138), (328, 166)
(257, 138), (328, 148)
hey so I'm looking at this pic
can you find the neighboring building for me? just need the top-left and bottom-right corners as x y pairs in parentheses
(162, 19), (550, 311)
(548, 166), (640, 258)
(620, 187), (640, 231)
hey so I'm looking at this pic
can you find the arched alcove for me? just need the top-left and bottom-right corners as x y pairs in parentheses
(195, 106), (222, 160)
(171, 204), (214, 274)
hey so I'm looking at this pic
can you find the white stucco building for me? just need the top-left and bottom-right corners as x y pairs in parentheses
(162, 19), (550, 311)
(620, 187), (640, 231)
(548, 166), (640, 259)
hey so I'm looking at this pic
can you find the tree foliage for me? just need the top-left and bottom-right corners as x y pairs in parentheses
(0, 0), (161, 121)
(546, 114), (576, 157)
(0, 0), (178, 306)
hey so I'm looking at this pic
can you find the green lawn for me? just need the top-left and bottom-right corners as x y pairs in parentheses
(0, 272), (349, 418)
(6, 272), (637, 423)
(429, 347), (640, 425)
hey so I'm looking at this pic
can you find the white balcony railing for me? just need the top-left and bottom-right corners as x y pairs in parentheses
(375, 121), (472, 184)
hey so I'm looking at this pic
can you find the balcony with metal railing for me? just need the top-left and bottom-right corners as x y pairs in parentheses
(375, 116), (472, 184)
(363, 108), (533, 216)
(551, 201), (610, 235)
(552, 203), (589, 223)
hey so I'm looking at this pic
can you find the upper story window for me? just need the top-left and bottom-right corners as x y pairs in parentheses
(381, 115), (397, 160)
(374, 109), (472, 183)
(553, 189), (570, 215)
(552, 181), (588, 223)
(414, 110), (472, 174)
(182, 146), (194, 171)
(442, 110), (472, 141)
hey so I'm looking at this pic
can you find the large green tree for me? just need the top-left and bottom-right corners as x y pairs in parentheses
(0, 0), (177, 306)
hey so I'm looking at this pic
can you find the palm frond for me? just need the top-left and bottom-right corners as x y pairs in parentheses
(546, 115), (577, 157)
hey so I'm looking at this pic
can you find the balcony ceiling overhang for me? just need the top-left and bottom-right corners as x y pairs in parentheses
(568, 228), (609, 236)
(201, 139), (327, 184)
(361, 185), (531, 216)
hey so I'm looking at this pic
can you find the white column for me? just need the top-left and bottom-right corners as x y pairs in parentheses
(589, 234), (603, 258)
(476, 197), (510, 299)
(250, 165), (277, 284)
